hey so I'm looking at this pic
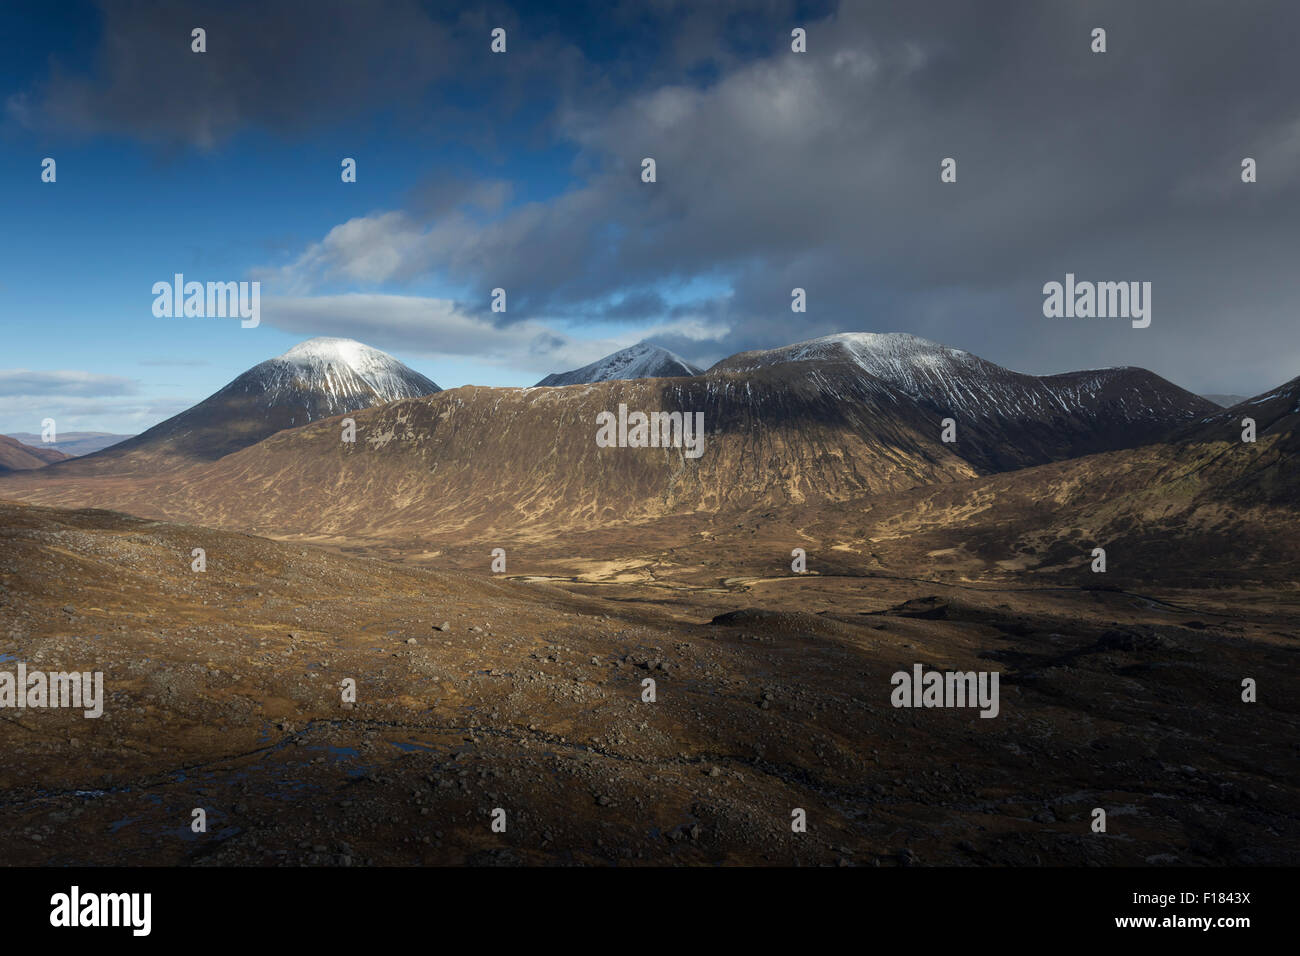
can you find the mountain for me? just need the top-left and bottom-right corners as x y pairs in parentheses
(5, 431), (134, 458)
(535, 342), (702, 386)
(47, 337), (440, 474)
(0, 434), (70, 471)
(712, 332), (1215, 469)
(1199, 393), (1250, 408)
(712, 332), (1211, 424)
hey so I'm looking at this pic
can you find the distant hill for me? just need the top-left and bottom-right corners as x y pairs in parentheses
(5, 432), (134, 458)
(1198, 394), (1250, 408)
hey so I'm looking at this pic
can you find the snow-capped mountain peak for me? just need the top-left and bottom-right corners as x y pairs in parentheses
(58, 337), (442, 469)
(278, 336), (388, 368)
(265, 337), (440, 405)
(711, 332), (999, 407)
(788, 332), (979, 379)
(717, 331), (973, 374)
(535, 341), (703, 387)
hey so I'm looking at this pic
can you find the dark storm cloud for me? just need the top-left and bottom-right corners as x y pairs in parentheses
(602, 291), (672, 321)
(404, 173), (514, 223)
(555, 0), (1300, 394)
(9, 0), (457, 148)
(8, 0), (819, 148)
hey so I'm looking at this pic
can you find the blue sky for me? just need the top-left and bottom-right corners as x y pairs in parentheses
(0, 0), (776, 433)
(0, 1), (613, 433)
(3, 0), (1299, 435)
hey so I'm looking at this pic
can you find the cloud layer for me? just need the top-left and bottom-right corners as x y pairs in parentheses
(262, 294), (727, 376)
(14, 1), (1300, 395)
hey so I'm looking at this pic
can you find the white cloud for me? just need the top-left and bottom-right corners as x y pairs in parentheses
(0, 369), (138, 397)
(262, 294), (727, 375)
(0, 395), (190, 436)
(256, 211), (427, 292)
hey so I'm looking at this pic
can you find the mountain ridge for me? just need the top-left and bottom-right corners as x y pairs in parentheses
(2, 331), (1274, 544)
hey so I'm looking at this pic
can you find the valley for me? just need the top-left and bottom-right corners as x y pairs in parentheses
(1, 501), (1295, 866)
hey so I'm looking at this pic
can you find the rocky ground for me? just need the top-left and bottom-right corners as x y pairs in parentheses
(0, 500), (1296, 866)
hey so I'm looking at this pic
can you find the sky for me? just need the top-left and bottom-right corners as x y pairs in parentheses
(2, 0), (1299, 435)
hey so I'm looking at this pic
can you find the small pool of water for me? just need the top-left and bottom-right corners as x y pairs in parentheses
(389, 740), (438, 753)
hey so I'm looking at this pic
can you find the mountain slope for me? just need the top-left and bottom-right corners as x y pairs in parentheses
(1184, 374), (1300, 442)
(793, 417), (1300, 588)
(713, 332), (1212, 422)
(0, 367), (983, 538)
(536, 342), (702, 386)
(47, 338), (441, 474)
(0, 434), (70, 471)
(712, 332), (1214, 467)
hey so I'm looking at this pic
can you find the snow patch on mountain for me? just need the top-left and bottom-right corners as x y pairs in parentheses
(714, 332), (1036, 416)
